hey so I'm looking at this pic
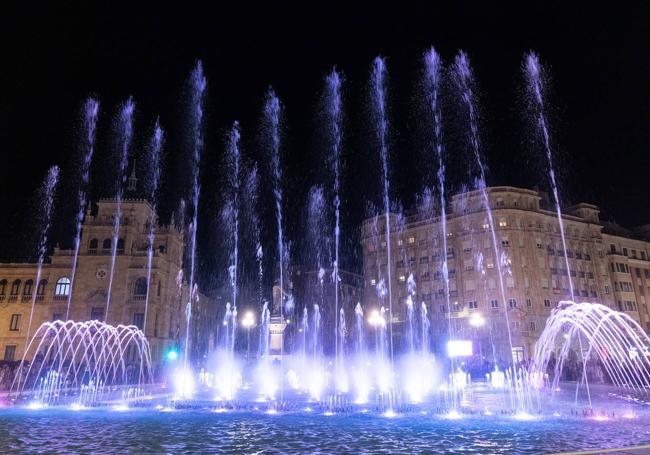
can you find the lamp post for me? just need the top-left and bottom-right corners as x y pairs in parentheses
(242, 311), (255, 362)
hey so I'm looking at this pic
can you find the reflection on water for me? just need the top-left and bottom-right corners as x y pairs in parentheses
(1, 406), (649, 454)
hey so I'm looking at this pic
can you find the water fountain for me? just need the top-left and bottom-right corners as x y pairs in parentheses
(5, 48), (650, 455)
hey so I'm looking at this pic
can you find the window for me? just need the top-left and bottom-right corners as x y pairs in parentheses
(639, 286), (645, 296)
(397, 239), (403, 246)
(526, 298), (532, 308)
(52, 313), (62, 321)
(117, 238), (125, 254)
(0, 279), (6, 296)
(4, 345), (16, 361)
(623, 248), (628, 257)
(529, 321), (537, 332)
(154, 313), (159, 337)
(642, 251), (647, 261)
(604, 285), (610, 295)
(37, 280), (47, 296)
(54, 277), (71, 297)
(22, 279), (33, 296)
(10, 280), (21, 296)
(468, 301), (478, 309)
(645, 270), (650, 279)
(88, 238), (98, 254)
(498, 219), (507, 228)
(133, 277), (148, 298)
(482, 223), (489, 230)
(370, 279), (376, 286)
(501, 239), (510, 248)
(157, 280), (161, 297)
(508, 299), (517, 308)
(102, 238), (111, 251)
(133, 313), (144, 330)
(9, 314), (20, 331)
(408, 237), (415, 244)
(419, 256), (429, 264)
(399, 275), (406, 283)
(490, 299), (499, 308)
(90, 307), (105, 321)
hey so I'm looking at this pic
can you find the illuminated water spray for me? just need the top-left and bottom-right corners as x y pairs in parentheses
(106, 97), (135, 320)
(67, 98), (99, 319)
(185, 61), (207, 366)
(24, 166), (60, 356)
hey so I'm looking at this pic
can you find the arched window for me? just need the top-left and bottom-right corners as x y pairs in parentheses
(0, 279), (7, 295)
(102, 239), (111, 252)
(117, 238), (125, 254)
(88, 238), (98, 254)
(55, 277), (71, 297)
(37, 280), (47, 296)
(10, 280), (21, 295)
(133, 277), (148, 297)
(23, 279), (33, 296)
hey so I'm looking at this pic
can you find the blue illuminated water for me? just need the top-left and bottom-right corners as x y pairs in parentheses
(1, 404), (649, 454)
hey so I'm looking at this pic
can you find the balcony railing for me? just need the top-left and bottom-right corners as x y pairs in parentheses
(21, 295), (31, 303)
(8, 296), (17, 303)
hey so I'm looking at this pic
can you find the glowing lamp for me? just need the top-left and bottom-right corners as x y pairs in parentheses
(447, 340), (473, 357)
(165, 348), (179, 362)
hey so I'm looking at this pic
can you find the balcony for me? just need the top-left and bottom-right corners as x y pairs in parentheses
(87, 248), (98, 255)
(21, 295), (31, 303)
(8, 295), (17, 303)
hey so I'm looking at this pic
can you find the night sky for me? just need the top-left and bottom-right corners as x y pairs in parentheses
(0, 2), (648, 291)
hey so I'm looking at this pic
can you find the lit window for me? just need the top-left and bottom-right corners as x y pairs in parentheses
(399, 275), (406, 283)
(398, 239), (404, 246)
(498, 219), (507, 227)
(370, 279), (376, 286)
(408, 237), (415, 244)
(482, 223), (489, 230)
(487, 262), (494, 269)
(54, 277), (71, 296)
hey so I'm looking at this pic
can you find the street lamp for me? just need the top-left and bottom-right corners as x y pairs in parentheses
(242, 311), (255, 361)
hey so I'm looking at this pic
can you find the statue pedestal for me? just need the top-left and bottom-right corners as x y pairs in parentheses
(269, 315), (287, 360)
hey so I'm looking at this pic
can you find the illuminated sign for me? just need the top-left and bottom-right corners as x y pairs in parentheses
(447, 340), (473, 357)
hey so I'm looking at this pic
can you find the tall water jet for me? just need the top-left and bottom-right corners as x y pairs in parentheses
(185, 61), (207, 366)
(263, 88), (288, 403)
(370, 56), (394, 368)
(454, 52), (522, 408)
(143, 120), (164, 334)
(524, 52), (589, 406)
(307, 186), (327, 356)
(106, 97), (135, 320)
(324, 68), (343, 382)
(66, 98), (99, 319)
(244, 165), (263, 311)
(355, 302), (364, 356)
(424, 47), (457, 404)
(406, 273), (416, 353)
(524, 53), (573, 296)
(224, 122), (242, 358)
(24, 166), (60, 356)
(421, 302), (430, 354)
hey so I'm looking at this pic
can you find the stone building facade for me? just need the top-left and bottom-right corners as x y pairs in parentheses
(0, 197), (212, 366)
(361, 186), (650, 363)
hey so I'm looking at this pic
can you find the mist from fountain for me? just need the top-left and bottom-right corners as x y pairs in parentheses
(66, 98), (99, 319)
(106, 98), (134, 319)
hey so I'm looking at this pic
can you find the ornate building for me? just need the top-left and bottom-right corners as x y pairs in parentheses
(0, 193), (213, 366)
(361, 186), (650, 363)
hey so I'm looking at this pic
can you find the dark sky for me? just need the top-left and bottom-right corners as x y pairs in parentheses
(0, 2), (648, 285)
